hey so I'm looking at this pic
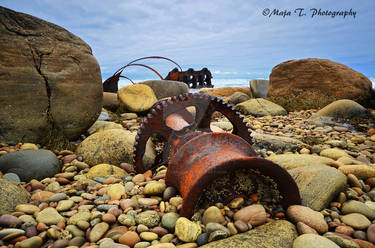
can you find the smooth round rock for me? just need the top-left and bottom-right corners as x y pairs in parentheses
(0, 214), (22, 227)
(107, 183), (126, 200)
(143, 181), (166, 195)
(367, 224), (375, 243)
(56, 200), (74, 212)
(0, 150), (59, 182)
(202, 206), (225, 225)
(86, 164), (127, 179)
(233, 204), (267, 227)
(234, 220), (248, 233)
(135, 211), (160, 228)
(18, 236), (43, 248)
(89, 222), (109, 242)
(341, 213), (371, 230)
(161, 212), (179, 231)
(293, 234), (340, 248)
(36, 207), (65, 225)
(140, 232), (158, 241)
(2, 172), (21, 183)
(118, 84), (157, 112)
(119, 231), (140, 247)
(174, 217), (202, 242)
(342, 200), (375, 220)
(287, 205), (328, 233)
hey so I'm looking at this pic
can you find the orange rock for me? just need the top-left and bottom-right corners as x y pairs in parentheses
(118, 231), (140, 247)
(31, 191), (54, 202)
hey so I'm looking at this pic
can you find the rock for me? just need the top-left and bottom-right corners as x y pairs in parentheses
(69, 236), (86, 247)
(36, 207), (65, 225)
(367, 224), (375, 243)
(100, 241), (131, 248)
(118, 214), (136, 226)
(342, 200), (375, 220)
(0, 149), (59, 182)
(208, 229), (229, 242)
(339, 165), (375, 180)
(56, 200), (74, 212)
(30, 191), (54, 201)
(18, 236), (43, 248)
(143, 181), (166, 195)
(0, 228), (25, 239)
(267, 154), (334, 170)
(352, 239), (375, 248)
(121, 113), (138, 120)
(199, 87), (252, 97)
(320, 148), (350, 160)
(293, 234), (340, 248)
(206, 223), (230, 235)
(48, 192), (68, 202)
(118, 84), (157, 112)
(252, 133), (309, 153)
(201, 220), (297, 248)
(86, 163), (127, 179)
(267, 58), (372, 111)
(103, 92), (119, 111)
(2, 172), (21, 183)
(161, 212), (179, 231)
(140, 80), (189, 99)
(77, 129), (155, 167)
(250, 79), (269, 98)
(20, 143), (39, 150)
(107, 183), (126, 200)
(314, 100), (369, 120)
(140, 231), (158, 241)
(0, 179), (30, 214)
(286, 205), (328, 233)
(296, 222), (318, 235)
(235, 98), (287, 116)
(288, 165), (347, 211)
(0, 6), (102, 145)
(89, 222), (109, 242)
(0, 214), (22, 227)
(323, 232), (360, 248)
(227, 92), (251, 105)
(149, 244), (176, 248)
(202, 206), (225, 225)
(211, 121), (233, 131)
(135, 210), (160, 228)
(234, 220), (248, 233)
(67, 211), (91, 225)
(118, 231), (140, 247)
(341, 213), (371, 229)
(98, 110), (110, 121)
(88, 121), (124, 133)
(174, 217), (202, 242)
(233, 204), (267, 227)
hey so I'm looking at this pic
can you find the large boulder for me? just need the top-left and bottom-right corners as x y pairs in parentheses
(267, 58), (373, 111)
(118, 84), (157, 113)
(200, 87), (252, 98)
(235, 98), (287, 116)
(314, 99), (369, 120)
(250, 79), (269, 98)
(140, 80), (189, 99)
(102, 92), (119, 111)
(0, 149), (60, 182)
(267, 154), (334, 170)
(251, 132), (309, 153)
(0, 7), (103, 145)
(76, 129), (155, 167)
(0, 179), (30, 214)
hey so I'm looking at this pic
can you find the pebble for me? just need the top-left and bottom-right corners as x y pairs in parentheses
(36, 207), (65, 225)
(202, 206), (225, 225)
(107, 183), (126, 200)
(102, 213), (117, 224)
(286, 205), (328, 233)
(56, 200), (74, 212)
(227, 222), (238, 235)
(339, 165), (375, 180)
(296, 222), (318, 235)
(0, 228), (25, 239)
(163, 187), (177, 201)
(132, 174), (145, 184)
(90, 222), (109, 242)
(335, 225), (355, 236)
(48, 193), (68, 202)
(233, 204), (267, 227)
(228, 197), (244, 209)
(2, 173), (21, 183)
(174, 217), (201, 242)
(97, 204), (118, 211)
(196, 233), (208, 246)
(53, 239), (69, 248)
(208, 229), (229, 242)
(100, 240), (131, 248)
(134, 241), (151, 248)
(206, 222), (229, 236)
(135, 211), (160, 227)
(119, 231), (140, 247)
(143, 181), (166, 195)
(367, 224), (375, 243)
(139, 198), (159, 206)
(323, 232), (360, 248)
(0, 214), (22, 227)
(137, 224), (149, 233)
(234, 220), (248, 233)
(118, 214), (136, 226)
(341, 213), (371, 229)
(140, 232), (158, 241)
(293, 234), (340, 248)
(342, 200), (375, 220)
(17, 236), (43, 248)
(353, 230), (367, 240)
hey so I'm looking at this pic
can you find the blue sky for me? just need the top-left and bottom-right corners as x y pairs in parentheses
(1, 0), (374, 84)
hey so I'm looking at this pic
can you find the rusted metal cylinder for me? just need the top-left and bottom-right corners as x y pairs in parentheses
(165, 132), (301, 218)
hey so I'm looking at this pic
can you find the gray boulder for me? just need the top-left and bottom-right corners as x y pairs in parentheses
(140, 80), (189, 99)
(250, 79), (269, 98)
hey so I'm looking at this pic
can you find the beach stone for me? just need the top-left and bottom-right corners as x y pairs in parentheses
(200, 87), (251, 97)
(0, 214), (22, 227)
(288, 165), (347, 211)
(206, 223), (230, 235)
(296, 222), (318, 234)
(66, 225), (84, 237)
(88, 121), (124, 133)
(56, 200), (74, 212)
(267, 154), (334, 170)
(175, 217), (201, 242)
(118, 214), (136, 226)
(202, 206), (225, 225)
(339, 165), (375, 180)
(15, 204), (39, 215)
(18, 236), (43, 248)
(252, 132), (308, 153)
(18, 215), (37, 226)
(107, 183), (126, 200)
(77, 129), (155, 167)
(30, 190), (54, 202)
(235, 98), (287, 116)
(45, 181), (60, 192)
(138, 198), (159, 206)
(20, 143), (39, 150)
(36, 207), (65, 225)
(53, 239), (69, 248)
(119, 231), (140, 247)
(250, 79), (269, 98)
(140, 232), (158, 241)
(134, 242), (151, 248)
(86, 164), (127, 179)
(323, 232), (360, 248)
(201, 220), (297, 248)
(233, 204), (267, 227)
(342, 200), (375, 220)
(341, 213), (371, 229)
(135, 211), (160, 228)
(293, 234), (340, 248)
(227, 92), (251, 105)
(69, 236), (86, 246)
(149, 244), (176, 248)
(118, 84), (157, 112)
(121, 113), (138, 120)
(287, 205), (328, 233)
(0, 179), (30, 214)
(208, 229), (229, 242)
(227, 222), (238, 235)
(320, 148), (350, 160)
(161, 212), (179, 231)
(211, 121), (233, 131)
(352, 239), (375, 248)
(67, 211), (91, 225)
(0, 150), (59, 182)
(0, 6), (102, 146)
(102, 92), (119, 111)
(90, 222), (109, 242)
(101, 241), (131, 248)
(48, 192), (68, 202)
(0, 228), (25, 239)
(234, 220), (248, 233)
(267, 58), (372, 111)
(140, 80), (189, 100)
(315, 99), (369, 120)
(367, 224), (375, 243)
(143, 181), (166, 195)
(2, 172), (21, 183)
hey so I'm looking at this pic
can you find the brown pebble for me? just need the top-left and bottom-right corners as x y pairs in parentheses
(335, 225), (355, 236)
(108, 207), (123, 217)
(119, 163), (136, 173)
(296, 222), (318, 235)
(353, 239), (375, 248)
(366, 177), (375, 187)
(55, 177), (71, 185)
(118, 231), (140, 247)
(150, 226), (169, 236)
(234, 220), (248, 233)
(120, 199), (134, 210)
(102, 213), (117, 224)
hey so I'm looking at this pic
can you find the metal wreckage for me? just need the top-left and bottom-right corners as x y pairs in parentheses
(103, 57), (301, 217)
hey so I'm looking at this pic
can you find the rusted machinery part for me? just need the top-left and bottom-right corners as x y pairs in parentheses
(123, 64), (164, 80)
(119, 75), (135, 84)
(166, 133), (301, 217)
(134, 93), (254, 173)
(114, 56), (183, 75)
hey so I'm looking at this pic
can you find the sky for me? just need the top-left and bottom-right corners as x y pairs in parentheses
(1, 0), (374, 85)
